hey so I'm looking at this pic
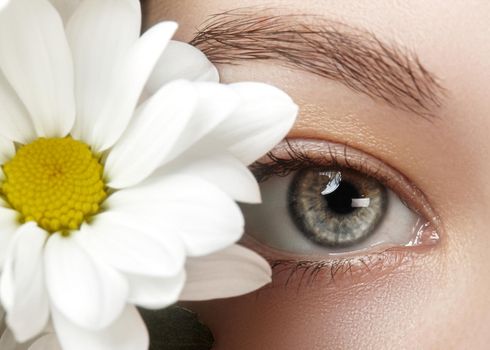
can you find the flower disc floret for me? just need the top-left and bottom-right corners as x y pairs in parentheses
(1, 137), (107, 233)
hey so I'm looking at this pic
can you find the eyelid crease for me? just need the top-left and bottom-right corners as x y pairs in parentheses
(250, 138), (443, 238)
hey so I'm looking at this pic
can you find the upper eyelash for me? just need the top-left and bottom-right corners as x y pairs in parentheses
(249, 137), (440, 225)
(250, 140), (319, 182)
(250, 139), (391, 185)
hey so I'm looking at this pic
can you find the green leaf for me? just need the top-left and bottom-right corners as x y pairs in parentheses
(139, 305), (214, 350)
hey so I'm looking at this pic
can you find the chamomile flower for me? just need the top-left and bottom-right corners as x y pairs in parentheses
(0, 0), (297, 349)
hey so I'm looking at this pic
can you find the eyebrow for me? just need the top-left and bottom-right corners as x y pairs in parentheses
(190, 9), (445, 119)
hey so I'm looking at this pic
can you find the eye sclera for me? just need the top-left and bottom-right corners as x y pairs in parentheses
(243, 219), (439, 264)
(247, 138), (443, 258)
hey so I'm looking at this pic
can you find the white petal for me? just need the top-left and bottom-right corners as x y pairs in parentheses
(28, 334), (62, 350)
(0, 204), (19, 268)
(0, 328), (28, 350)
(1, 223), (49, 342)
(126, 270), (185, 309)
(0, 71), (35, 143)
(75, 212), (185, 278)
(0, 135), (14, 165)
(87, 22), (177, 152)
(159, 82), (239, 166)
(156, 152), (261, 203)
(0, 0), (75, 138)
(52, 305), (148, 350)
(106, 80), (197, 189)
(0, 146), (10, 180)
(180, 244), (272, 300)
(44, 234), (128, 330)
(67, 0), (141, 142)
(107, 175), (244, 256)
(147, 40), (218, 95)
(202, 82), (298, 165)
(0, 223), (45, 311)
(0, 0), (9, 11)
(107, 81), (239, 189)
(48, 0), (80, 23)
(0, 205), (19, 269)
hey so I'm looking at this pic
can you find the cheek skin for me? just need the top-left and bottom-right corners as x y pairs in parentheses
(181, 257), (428, 350)
(181, 242), (486, 350)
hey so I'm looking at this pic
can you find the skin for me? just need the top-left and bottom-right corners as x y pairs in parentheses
(144, 1), (490, 349)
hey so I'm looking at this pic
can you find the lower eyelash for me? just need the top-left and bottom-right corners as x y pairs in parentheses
(266, 248), (420, 289)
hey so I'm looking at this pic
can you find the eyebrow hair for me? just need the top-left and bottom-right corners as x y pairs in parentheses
(190, 9), (445, 119)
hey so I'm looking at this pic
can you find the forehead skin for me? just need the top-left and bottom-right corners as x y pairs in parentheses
(145, 1), (490, 349)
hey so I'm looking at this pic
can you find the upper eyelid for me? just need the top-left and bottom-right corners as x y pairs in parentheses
(250, 138), (443, 235)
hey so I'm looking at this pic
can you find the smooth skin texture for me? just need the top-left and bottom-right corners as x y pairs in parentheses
(145, 1), (490, 349)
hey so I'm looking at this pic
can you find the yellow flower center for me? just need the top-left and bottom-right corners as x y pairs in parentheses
(1, 137), (107, 233)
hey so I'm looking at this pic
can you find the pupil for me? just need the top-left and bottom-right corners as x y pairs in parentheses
(324, 181), (360, 215)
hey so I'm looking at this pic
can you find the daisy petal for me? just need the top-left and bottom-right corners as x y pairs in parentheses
(0, 136), (14, 165)
(156, 82), (239, 166)
(67, 0), (141, 142)
(28, 334), (62, 350)
(76, 212), (185, 278)
(0, 136), (15, 182)
(44, 234), (129, 330)
(147, 40), (219, 94)
(106, 80), (197, 189)
(0, 328), (26, 350)
(0, 204), (20, 269)
(89, 21), (177, 152)
(52, 305), (148, 350)
(107, 175), (244, 256)
(1, 223), (49, 342)
(0, 0), (75, 138)
(180, 244), (272, 300)
(203, 82), (298, 165)
(0, 71), (35, 143)
(107, 81), (239, 188)
(158, 152), (261, 203)
(48, 0), (81, 23)
(126, 270), (186, 309)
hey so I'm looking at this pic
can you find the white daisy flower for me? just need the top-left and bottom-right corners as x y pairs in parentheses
(0, 0), (298, 349)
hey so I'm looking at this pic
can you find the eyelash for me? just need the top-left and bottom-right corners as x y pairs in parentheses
(250, 138), (438, 221)
(251, 139), (392, 186)
(267, 248), (413, 287)
(246, 138), (441, 286)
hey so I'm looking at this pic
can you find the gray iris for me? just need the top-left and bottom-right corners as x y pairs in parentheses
(288, 168), (388, 247)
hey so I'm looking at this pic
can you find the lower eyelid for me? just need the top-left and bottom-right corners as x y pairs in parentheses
(242, 235), (432, 288)
(270, 254), (404, 289)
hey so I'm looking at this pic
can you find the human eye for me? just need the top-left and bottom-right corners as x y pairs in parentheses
(242, 138), (442, 281)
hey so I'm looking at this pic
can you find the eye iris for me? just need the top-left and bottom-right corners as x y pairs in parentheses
(289, 168), (388, 247)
